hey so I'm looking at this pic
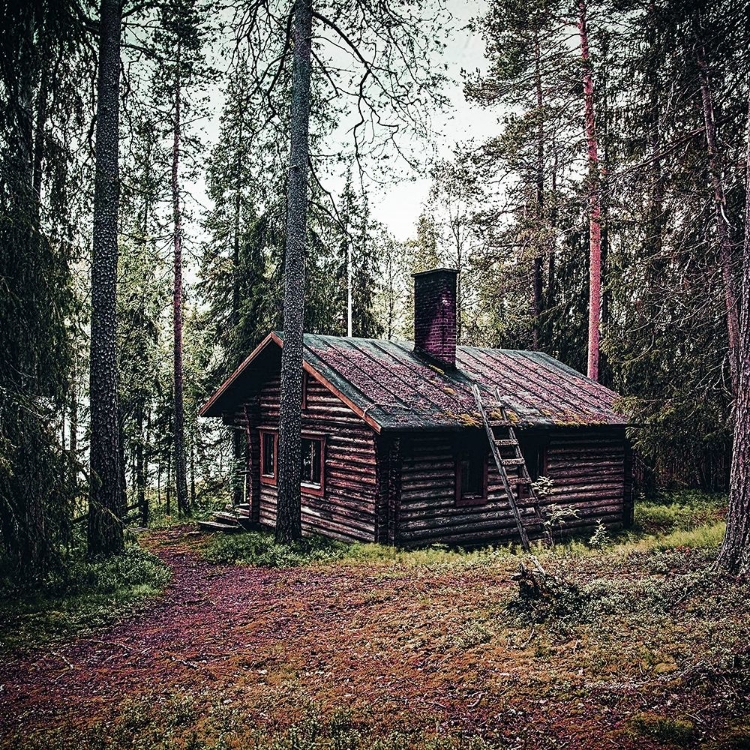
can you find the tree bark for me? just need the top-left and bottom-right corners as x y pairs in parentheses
(166, 451), (172, 516)
(88, 0), (124, 557)
(190, 424), (196, 508)
(717, 90), (750, 574)
(577, 0), (602, 382)
(532, 33), (544, 351)
(276, 0), (313, 544)
(136, 403), (147, 526)
(231, 156), (244, 508)
(171, 42), (190, 516)
(697, 44), (740, 396)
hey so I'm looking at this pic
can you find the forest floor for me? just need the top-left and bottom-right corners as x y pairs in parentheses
(1, 495), (749, 750)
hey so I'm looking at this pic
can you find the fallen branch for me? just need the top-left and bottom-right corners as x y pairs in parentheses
(50, 650), (74, 670)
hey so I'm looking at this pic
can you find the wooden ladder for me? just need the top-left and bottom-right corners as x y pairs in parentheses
(471, 383), (551, 552)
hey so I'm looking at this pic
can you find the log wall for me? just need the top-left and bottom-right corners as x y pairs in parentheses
(249, 372), (379, 542)
(544, 427), (629, 532)
(230, 368), (630, 548)
(397, 427), (630, 547)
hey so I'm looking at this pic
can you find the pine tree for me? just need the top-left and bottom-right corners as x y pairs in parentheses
(88, 0), (125, 557)
(199, 56), (284, 505)
(716, 91), (750, 574)
(224, 0), (450, 542)
(152, 0), (210, 517)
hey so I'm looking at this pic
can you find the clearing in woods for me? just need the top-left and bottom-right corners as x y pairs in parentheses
(1, 501), (749, 750)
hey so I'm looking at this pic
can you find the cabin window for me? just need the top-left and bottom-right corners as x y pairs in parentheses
(519, 437), (548, 481)
(260, 430), (278, 485)
(455, 443), (488, 505)
(301, 435), (325, 496)
(518, 434), (548, 498)
(259, 429), (325, 495)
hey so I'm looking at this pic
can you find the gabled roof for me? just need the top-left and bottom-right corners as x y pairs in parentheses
(199, 332), (628, 432)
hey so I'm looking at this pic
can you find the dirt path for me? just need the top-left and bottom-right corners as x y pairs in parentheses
(0, 529), (731, 749)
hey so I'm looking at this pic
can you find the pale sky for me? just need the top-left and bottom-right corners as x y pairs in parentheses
(367, 0), (498, 240)
(190, 0), (497, 247)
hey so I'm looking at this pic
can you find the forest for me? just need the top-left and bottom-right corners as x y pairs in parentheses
(1, 0), (750, 746)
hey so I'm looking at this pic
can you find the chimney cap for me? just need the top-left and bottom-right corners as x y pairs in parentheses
(412, 267), (459, 278)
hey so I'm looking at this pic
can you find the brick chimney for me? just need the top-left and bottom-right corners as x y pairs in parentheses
(413, 268), (458, 370)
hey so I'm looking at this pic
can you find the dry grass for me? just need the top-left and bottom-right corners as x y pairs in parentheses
(1, 493), (748, 750)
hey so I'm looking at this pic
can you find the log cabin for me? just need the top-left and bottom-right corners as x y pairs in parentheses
(199, 268), (632, 547)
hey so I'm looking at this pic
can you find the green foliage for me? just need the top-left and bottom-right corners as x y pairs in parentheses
(543, 503), (579, 544)
(531, 475), (554, 498)
(203, 530), (351, 567)
(587, 520), (610, 549)
(628, 713), (694, 746)
(0, 544), (170, 652)
(634, 491), (726, 535)
(0, 0), (84, 578)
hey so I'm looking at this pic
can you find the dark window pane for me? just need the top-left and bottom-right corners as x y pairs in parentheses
(460, 453), (484, 498)
(262, 433), (275, 476)
(301, 438), (322, 485)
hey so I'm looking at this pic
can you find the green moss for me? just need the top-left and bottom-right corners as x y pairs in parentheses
(628, 713), (694, 745)
(0, 545), (170, 652)
(634, 491), (726, 535)
(704, 724), (750, 749)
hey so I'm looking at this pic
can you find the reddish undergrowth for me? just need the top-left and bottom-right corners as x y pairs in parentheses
(1, 527), (748, 749)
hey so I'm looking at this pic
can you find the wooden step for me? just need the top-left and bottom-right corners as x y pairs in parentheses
(197, 520), (243, 534)
(213, 511), (243, 525)
(223, 503), (251, 513)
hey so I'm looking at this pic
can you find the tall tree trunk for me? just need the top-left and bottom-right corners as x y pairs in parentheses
(171, 44), (190, 516)
(546, 142), (558, 338)
(88, 0), (124, 557)
(118, 407), (127, 514)
(532, 34), (544, 351)
(190, 423), (196, 508)
(136, 403), (147, 526)
(276, 0), (313, 544)
(69, 374), (78, 473)
(347, 236), (353, 337)
(717, 91), (750, 574)
(697, 44), (740, 395)
(231, 164), (244, 507)
(577, 0), (602, 382)
(31, 63), (48, 220)
(166, 451), (172, 516)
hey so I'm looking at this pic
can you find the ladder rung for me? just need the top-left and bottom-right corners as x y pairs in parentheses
(508, 476), (530, 486)
(493, 439), (516, 447)
(502, 458), (526, 467)
(488, 421), (509, 428)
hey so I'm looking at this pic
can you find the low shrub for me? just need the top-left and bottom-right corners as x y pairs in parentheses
(0, 544), (170, 652)
(203, 530), (350, 567)
(628, 713), (694, 745)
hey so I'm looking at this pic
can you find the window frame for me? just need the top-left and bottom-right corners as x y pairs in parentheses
(300, 432), (326, 497)
(259, 429), (278, 486)
(258, 428), (325, 496)
(455, 445), (489, 506)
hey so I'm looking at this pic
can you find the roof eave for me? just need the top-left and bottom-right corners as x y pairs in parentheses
(198, 331), (278, 418)
(200, 331), (384, 434)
